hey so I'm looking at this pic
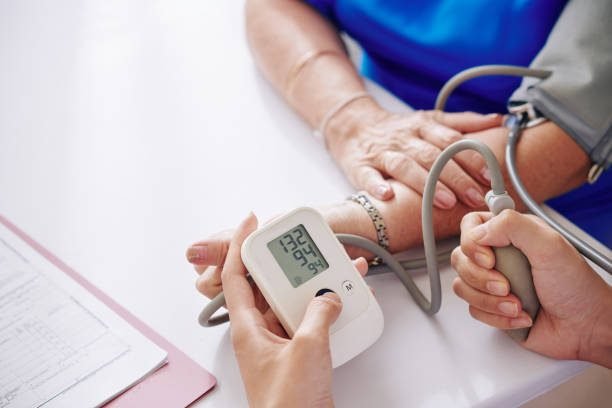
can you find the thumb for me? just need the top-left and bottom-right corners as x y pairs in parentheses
(294, 292), (343, 342)
(468, 210), (560, 263)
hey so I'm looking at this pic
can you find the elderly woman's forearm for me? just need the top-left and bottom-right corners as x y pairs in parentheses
(245, 0), (369, 128)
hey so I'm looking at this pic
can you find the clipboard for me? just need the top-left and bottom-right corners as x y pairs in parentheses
(0, 214), (217, 407)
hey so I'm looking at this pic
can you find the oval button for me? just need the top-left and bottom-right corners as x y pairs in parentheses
(315, 288), (335, 297)
(341, 280), (355, 295)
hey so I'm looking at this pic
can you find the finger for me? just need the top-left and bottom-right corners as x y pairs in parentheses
(410, 138), (486, 208)
(428, 111), (502, 184)
(468, 305), (534, 330)
(418, 120), (462, 148)
(467, 209), (568, 265)
(452, 277), (522, 318)
(352, 257), (368, 277)
(251, 280), (277, 316)
(378, 151), (457, 209)
(294, 292), (343, 343)
(221, 213), (259, 313)
(432, 111), (503, 133)
(352, 165), (394, 200)
(418, 122), (491, 185)
(450, 247), (509, 296)
(459, 212), (495, 269)
(451, 150), (490, 185)
(262, 308), (289, 338)
(186, 229), (233, 267)
(195, 266), (223, 298)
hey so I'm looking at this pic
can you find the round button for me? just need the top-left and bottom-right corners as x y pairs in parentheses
(315, 288), (335, 297)
(341, 280), (355, 295)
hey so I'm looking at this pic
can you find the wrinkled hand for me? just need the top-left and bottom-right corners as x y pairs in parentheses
(208, 213), (368, 407)
(452, 209), (612, 365)
(326, 104), (502, 208)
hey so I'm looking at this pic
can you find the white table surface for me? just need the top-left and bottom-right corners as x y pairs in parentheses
(1, 1), (610, 407)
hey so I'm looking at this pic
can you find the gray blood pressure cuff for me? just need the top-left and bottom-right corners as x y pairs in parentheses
(510, 0), (612, 173)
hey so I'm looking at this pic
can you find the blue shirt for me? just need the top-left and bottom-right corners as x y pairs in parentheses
(305, 0), (612, 247)
(306, 0), (567, 113)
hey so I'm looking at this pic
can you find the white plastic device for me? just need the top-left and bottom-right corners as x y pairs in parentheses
(241, 207), (384, 367)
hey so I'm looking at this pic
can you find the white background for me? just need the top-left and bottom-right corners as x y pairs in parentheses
(1, 1), (610, 406)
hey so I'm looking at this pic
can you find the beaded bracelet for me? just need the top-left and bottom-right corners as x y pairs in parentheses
(347, 192), (389, 265)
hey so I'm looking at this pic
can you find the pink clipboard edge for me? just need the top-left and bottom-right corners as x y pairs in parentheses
(0, 214), (217, 407)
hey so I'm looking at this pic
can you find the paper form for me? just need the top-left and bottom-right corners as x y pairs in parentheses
(0, 222), (167, 408)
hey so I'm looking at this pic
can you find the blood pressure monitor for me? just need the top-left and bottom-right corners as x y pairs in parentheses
(241, 207), (384, 367)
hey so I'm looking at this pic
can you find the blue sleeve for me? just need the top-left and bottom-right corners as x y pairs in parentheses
(303, 0), (340, 27)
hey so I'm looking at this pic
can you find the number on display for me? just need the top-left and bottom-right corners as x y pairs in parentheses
(293, 249), (308, 267)
(279, 227), (325, 274)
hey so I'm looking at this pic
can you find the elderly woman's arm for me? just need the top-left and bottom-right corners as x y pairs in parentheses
(245, 0), (501, 207)
(246, 0), (363, 131)
(327, 123), (590, 255)
(188, 122), (590, 298)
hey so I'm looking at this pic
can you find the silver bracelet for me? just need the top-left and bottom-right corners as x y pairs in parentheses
(313, 92), (370, 144)
(347, 192), (389, 265)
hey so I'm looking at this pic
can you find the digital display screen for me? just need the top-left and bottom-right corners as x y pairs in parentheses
(267, 224), (329, 288)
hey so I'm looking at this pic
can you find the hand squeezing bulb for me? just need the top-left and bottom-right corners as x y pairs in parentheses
(485, 191), (540, 342)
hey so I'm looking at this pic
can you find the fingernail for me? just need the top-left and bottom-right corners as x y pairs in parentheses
(481, 168), (491, 183)
(186, 245), (208, 264)
(474, 251), (491, 268)
(466, 188), (484, 207)
(511, 316), (533, 328)
(486, 113), (500, 119)
(486, 281), (508, 296)
(319, 291), (342, 304)
(498, 302), (519, 317)
(468, 224), (487, 242)
(375, 184), (390, 199)
(434, 190), (456, 209)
